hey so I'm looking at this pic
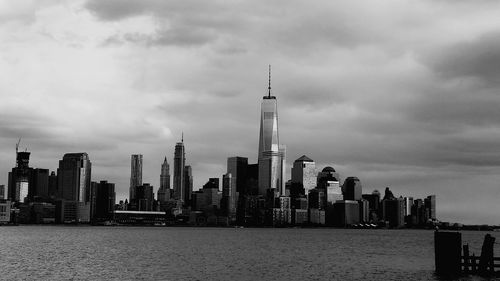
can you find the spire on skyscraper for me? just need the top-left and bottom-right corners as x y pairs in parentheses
(268, 65), (271, 97)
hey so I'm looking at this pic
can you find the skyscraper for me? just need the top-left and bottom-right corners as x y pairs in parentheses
(157, 157), (171, 202)
(291, 155), (316, 196)
(57, 153), (92, 202)
(258, 66), (285, 196)
(184, 165), (193, 205)
(227, 157), (248, 195)
(173, 137), (185, 202)
(90, 180), (115, 222)
(8, 149), (32, 202)
(129, 154), (143, 202)
(223, 173), (237, 219)
(343, 177), (362, 201)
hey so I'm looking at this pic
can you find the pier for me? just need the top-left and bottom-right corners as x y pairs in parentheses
(434, 231), (499, 277)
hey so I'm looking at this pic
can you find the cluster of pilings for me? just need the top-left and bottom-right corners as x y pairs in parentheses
(434, 231), (498, 277)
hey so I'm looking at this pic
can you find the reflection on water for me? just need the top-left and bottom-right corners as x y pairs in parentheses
(0, 226), (498, 280)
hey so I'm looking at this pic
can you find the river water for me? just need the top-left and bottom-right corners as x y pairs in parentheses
(0, 226), (499, 280)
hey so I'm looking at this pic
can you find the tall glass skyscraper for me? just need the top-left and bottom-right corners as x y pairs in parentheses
(129, 154), (143, 201)
(258, 66), (286, 196)
(173, 139), (185, 202)
(58, 153), (92, 202)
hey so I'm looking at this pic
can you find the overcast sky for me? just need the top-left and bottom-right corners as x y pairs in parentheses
(1, 0), (500, 224)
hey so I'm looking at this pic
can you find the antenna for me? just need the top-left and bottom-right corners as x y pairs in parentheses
(268, 65), (271, 97)
(16, 138), (21, 154)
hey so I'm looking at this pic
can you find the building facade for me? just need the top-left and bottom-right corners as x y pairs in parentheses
(291, 155), (316, 196)
(129, 154), (143, 202)
(258, 68), (285, 196)
(57, 153), (91, 203)
(173, 140), (185, 202)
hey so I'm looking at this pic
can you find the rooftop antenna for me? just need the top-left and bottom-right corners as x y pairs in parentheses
(15, 138), (21, 154)
(15, 138), (21, 167)
(268, 65), (272, 97)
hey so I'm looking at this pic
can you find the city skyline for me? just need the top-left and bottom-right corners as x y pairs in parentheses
(2, 1), (500, 225)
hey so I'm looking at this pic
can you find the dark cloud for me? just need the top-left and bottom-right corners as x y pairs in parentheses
(424, 31), (500, 84)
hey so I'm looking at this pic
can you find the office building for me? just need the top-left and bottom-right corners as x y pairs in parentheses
(258, 66), (285, 196)
(0, 185), (4, 200)
(173, 138), (185, 201)
(184, 165), (193, 205)
(332, 200), (360, 226)
(48, 171), (58, 199)
(317, 167), (342, 205)
(8, 150), (32, 202)
(90, 181), (115, 222)
(57, 153), (91, 203)
(343, 177), (362, 201)
(382, 197), (405, 228)
(28, 168), (49, 202)
(227, 157), (249, 195)
(129, 154), (143, 201)
(425, 195), (436, 220)
(222, 173), (237, 219)
(291, 155), (316, 196)
(135, 183), (154, 211)
(157, 157), (171, 202)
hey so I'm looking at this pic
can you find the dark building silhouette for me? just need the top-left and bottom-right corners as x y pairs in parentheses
(184, 165), (193, 206)
(135, 183), (154, 211)
(173, 139), (185, 201)
(343, 177), (362, 201)
(222, 173), (237, 220)
(382, 196), (405, 228)
(129, 154), (143, 202)
(157, 157), (171, 202)
(8, 151), (32, 202)
(28, 168), (49, 202)
(57, 153), (91, 203)
(227, 157), (249, 195)
(48, 171), (58, 199)
(90, 181), (115, 222)
(425, 195), (436, 220)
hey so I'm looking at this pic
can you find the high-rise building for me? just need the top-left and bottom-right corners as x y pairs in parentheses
(382, 197), (405, 228)
(90, 180), (115, 222)
(222, 173), (237, 219)
(0, 185), (5, 200)
(291, 155), (316, 196)
(135, 183), (154, 211)
(48, 171), (58, 199)
(258, 66), (285, 196)
(157, 157), (171, 202)
(317, 166), (342, 205)
(57, 153), (91, 203)
(8, 150), (32, 202)
(173, 139), (185, 201)
(343, 177), (362, 201)
(28, 168), (49, 201)
(184, 165), (193, 205)
(129, 154), (143, 201)
(227, 157), (249, 195)
(160, 157), (170, 190)
(425, 195), (436, 220)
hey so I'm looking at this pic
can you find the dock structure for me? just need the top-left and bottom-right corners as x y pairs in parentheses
(434, 231), (498, 277)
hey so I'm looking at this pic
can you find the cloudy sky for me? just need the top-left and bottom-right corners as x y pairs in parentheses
(1, 0), (500, 224)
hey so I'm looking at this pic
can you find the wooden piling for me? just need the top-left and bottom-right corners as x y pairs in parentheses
(479, 234), (495, 275)
(463, 244), (470, 273)
(434, 231), (462, 276)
